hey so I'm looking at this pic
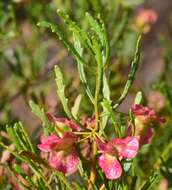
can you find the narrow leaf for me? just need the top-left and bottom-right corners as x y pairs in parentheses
(71, 94), (82, 119)
(85, 12), (104, 46)
(74, 36), (94, 103)
(54, 65), (73, 119)
(134, 91), (143, 104)
(57, 9), (93, 53)
(102, 99), (117, 125)
(113, 35), (141, 109)
(101, 73), (111, 130)
(37, 21), (87, 66)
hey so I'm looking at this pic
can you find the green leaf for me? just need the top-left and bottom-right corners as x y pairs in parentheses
(71, 94), (82, 119)
(7, 122), (36, 152)
(38, 18), (94, 103)
(85, 12), (110, 65)
(85, 12), (104, 46)
(134, 91), (143, 104)
(13, 123), (28, 150)
(74, 35), (94, 103)
(129, 109), (136, 135)
(113, 35), (141, 109)
(103, 73), (110, 101)
(57, 9), (93, 53)
(13, 164), (26, 175)
(29, 100), (53, 135)
(92, 35), (103, 66)
(17, 122), (36, 153)
(6, 125), (23, 151)
(123, 161), (132, 172)
(54, 65), (73, 119)
(101, 99), (121, 136)
(74, 35), (86, 83)
(139, 172), (159, 190)
(101, 99), (117, 127)
(101, 73), (111, 131)
(37, 21), (87, 66)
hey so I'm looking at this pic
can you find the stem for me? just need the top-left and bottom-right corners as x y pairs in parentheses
(88, 52), (102, 188)
(88, 140), (97, 190)
(94, 57), (102, 131)
(100, 184), (105, 190)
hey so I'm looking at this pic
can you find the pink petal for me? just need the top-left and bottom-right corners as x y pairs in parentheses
(37, 133), (77, 152)
(49, 150), (79, 174)
(96, 138), (108, 152)
(96, 138), (118, 155)
(37, 134), (60, 152)
(131, 104), (165, 124)
(98, 153), (122, 180)
(131, 104), (153, 116)
(127, 123), (155, 145)
(108, 137), (139, 159)
(120, 137), (139, 158)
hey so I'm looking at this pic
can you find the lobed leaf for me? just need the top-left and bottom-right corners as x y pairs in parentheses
(74, 35), (94, 103)
(54, 65), (73, 119)
(113, 35), (141, 110)
(57, 9), (93, 53)
(37, 21), (86, 66)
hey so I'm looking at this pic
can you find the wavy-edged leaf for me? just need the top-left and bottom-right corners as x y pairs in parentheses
(57, 9), (93, 53)
(85, 12), (104, 46)
(113, 35), (141, 109)
(38, 19), (94, 103)
(37, 21), (86, 66)
(86, 12), (110, 65)
(54, 65), (73, 119)
(74, 36), (94, 103)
